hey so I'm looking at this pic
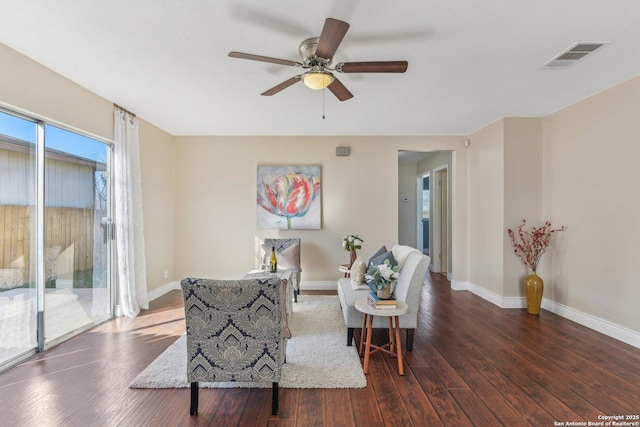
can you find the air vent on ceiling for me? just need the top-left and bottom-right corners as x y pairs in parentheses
(542, 42), (610, 69)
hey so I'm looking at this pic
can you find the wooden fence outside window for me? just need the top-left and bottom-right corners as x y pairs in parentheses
(0, 204), (97, 290)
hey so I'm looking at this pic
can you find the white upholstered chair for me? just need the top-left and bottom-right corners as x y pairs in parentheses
(260, 238), (301, 302)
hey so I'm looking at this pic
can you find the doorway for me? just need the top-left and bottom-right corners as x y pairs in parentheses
(417, 173), (430, 255)
(398, 150), (453, 276)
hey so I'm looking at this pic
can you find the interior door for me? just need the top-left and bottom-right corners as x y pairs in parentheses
(439, 169), (448, 274)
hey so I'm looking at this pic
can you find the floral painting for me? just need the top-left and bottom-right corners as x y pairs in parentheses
(257, 165), (321, 229)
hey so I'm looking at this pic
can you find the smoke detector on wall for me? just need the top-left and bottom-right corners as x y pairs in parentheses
(542, 41), (611, 69)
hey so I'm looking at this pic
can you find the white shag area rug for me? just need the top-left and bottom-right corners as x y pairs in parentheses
(129, 295), (366, 389)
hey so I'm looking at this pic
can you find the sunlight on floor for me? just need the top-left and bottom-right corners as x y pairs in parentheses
(0, 288), (107, 362)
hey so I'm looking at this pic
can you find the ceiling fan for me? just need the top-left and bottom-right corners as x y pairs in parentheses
(228, 18), (408, 101)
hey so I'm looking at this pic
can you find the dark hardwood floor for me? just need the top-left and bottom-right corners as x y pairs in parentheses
(1, 273), (639, 426)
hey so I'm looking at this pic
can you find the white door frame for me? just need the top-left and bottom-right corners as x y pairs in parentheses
(432, 165), (449, 273)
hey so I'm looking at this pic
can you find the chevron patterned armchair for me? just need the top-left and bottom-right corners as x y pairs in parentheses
(180, 277), (285, 416)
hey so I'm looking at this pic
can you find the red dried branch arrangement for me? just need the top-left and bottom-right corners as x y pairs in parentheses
(507, 219), (565, 273)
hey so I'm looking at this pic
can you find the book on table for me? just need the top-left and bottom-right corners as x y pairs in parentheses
(367, 291), (397, 309)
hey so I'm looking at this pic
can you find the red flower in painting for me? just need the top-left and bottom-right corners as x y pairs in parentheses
(508, 219), (565, 273)
(258, 171), (320, 229)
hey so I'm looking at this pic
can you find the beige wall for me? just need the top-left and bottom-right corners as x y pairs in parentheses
(467, 118), (543, 299)
(466, 85), (640, 339)
(542, 76), (640, 333)
(0, 43), (113, 140)
(173, 136), (466, 284)
(138, 120), (175, 292)
(0, 42), (175, 294)
(468, 120), (505, 296)
(417, 152), (452, 179)
(503, 118), (543, 297)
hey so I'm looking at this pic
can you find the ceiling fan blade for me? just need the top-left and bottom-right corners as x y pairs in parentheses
(336, 61), (408, 73)
(261, 76), (301, 96)
(327, 77), (353, 101)
(315, 18), (350, 60)
(229, 51), (302, 67)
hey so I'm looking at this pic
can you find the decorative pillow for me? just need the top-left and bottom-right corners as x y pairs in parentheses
(350, 256), (368, 289)
(391, 244), (421, 269)
(367, 245), (388, 267)
(261, 243), (301, 271)
(369, 250), (398, 268)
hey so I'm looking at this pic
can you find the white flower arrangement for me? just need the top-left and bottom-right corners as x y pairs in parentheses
(341, 234), (363, 252)
(365, 259), (400, 290)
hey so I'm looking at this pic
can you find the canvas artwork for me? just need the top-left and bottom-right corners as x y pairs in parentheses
(257, 165), (321, 230)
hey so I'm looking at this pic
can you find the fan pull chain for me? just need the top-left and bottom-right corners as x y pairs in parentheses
(322, 85), (326, 119)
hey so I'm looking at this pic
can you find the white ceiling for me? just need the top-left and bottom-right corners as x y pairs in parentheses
(2, 1), (640, 136)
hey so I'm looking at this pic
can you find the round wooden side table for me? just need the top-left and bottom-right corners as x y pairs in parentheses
(354, 297), (408, 375)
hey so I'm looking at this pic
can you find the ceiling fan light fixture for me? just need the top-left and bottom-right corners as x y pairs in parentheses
(228, 18), (407, 101)
(302, 71), (334, 90)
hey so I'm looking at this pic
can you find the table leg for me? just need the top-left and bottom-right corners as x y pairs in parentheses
(394, 316), (404, 375)
(388, 316), (395, 353)
(363, 314), (374, 374)
(359, 313), (368, 357)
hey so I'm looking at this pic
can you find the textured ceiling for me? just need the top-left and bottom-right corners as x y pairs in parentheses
(1, 1), (640, 136)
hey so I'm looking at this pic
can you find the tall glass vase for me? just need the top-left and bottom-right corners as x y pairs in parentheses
(525, 271), (544, 315)
(349, 249), (357, 269)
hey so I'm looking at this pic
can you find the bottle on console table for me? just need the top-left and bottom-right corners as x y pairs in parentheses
(269, 246), (278, 273)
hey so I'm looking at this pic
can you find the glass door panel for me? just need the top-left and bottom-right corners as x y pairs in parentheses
(43, 125), (111, 343)
(422, 175), (430, 255)
(0, 111), (37, 367)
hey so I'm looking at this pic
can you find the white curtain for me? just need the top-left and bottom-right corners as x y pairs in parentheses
(113, 107), (149, 317)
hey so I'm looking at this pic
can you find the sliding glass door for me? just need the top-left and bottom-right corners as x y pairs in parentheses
(0, 109), (113, 369)
(43, 125), (112, 343)
(0, 110), (37, 366)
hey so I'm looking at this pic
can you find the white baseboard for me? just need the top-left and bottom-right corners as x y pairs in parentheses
(541, 298), (640, 348)
(461, 281), (640, 349)
(147, 280), (181, 302)
(300, 280), (336, 291)
(467, 283), (505, 308)
(451, 280), (520, 308)
(450, 280), (468, 291)
(502, 296), (526, 309)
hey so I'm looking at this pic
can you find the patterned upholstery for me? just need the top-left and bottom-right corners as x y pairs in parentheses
(180, 277), (284, 415)
(263, 238), (301, 302)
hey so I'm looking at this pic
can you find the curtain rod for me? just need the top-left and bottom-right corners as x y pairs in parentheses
(114, 103), (136, 118)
